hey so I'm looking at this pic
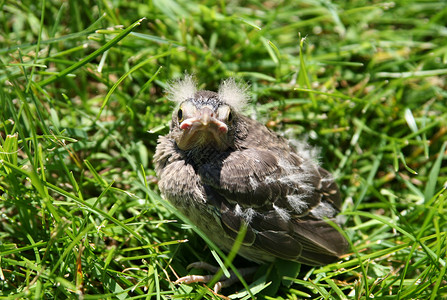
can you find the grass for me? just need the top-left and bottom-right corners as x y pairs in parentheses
(1, 0), (446, 299)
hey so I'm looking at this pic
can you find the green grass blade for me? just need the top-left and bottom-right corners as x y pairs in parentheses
(38, 17), (146, 87)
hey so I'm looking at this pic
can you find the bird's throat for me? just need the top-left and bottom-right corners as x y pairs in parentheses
(178, 129), (229, 152)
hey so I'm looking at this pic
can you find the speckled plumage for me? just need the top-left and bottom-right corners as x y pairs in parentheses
(154, 78), (348, 266)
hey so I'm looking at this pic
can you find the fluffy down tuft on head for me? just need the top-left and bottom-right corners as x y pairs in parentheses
(218, 78), (250, 111)
(165, 74), (197, 103)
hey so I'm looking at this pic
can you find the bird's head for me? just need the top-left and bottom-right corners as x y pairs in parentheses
(166, 75), (249, 151)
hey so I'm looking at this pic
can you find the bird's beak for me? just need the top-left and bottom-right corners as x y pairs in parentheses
(177, 107), (229, 150)
(180, 107), (228, 133)
(198, 106), (212, 126)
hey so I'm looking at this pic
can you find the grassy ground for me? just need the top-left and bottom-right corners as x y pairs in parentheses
(1, 0), (446, 299)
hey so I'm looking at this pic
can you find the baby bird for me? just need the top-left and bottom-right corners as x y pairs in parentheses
(154, 76), (348, 289)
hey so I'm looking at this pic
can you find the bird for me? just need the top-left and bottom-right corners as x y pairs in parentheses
(153, 75), (349, 291)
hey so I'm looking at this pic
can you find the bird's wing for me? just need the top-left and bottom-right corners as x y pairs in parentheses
(198, 147), (348, 265)
(199, 148), (284, 207)
(253, 211), (348, 265)
(199, 147), (323, 214)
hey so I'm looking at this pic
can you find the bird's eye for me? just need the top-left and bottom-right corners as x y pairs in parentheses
(227, 111), (233, 122)
(177, 108), (183, 122)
